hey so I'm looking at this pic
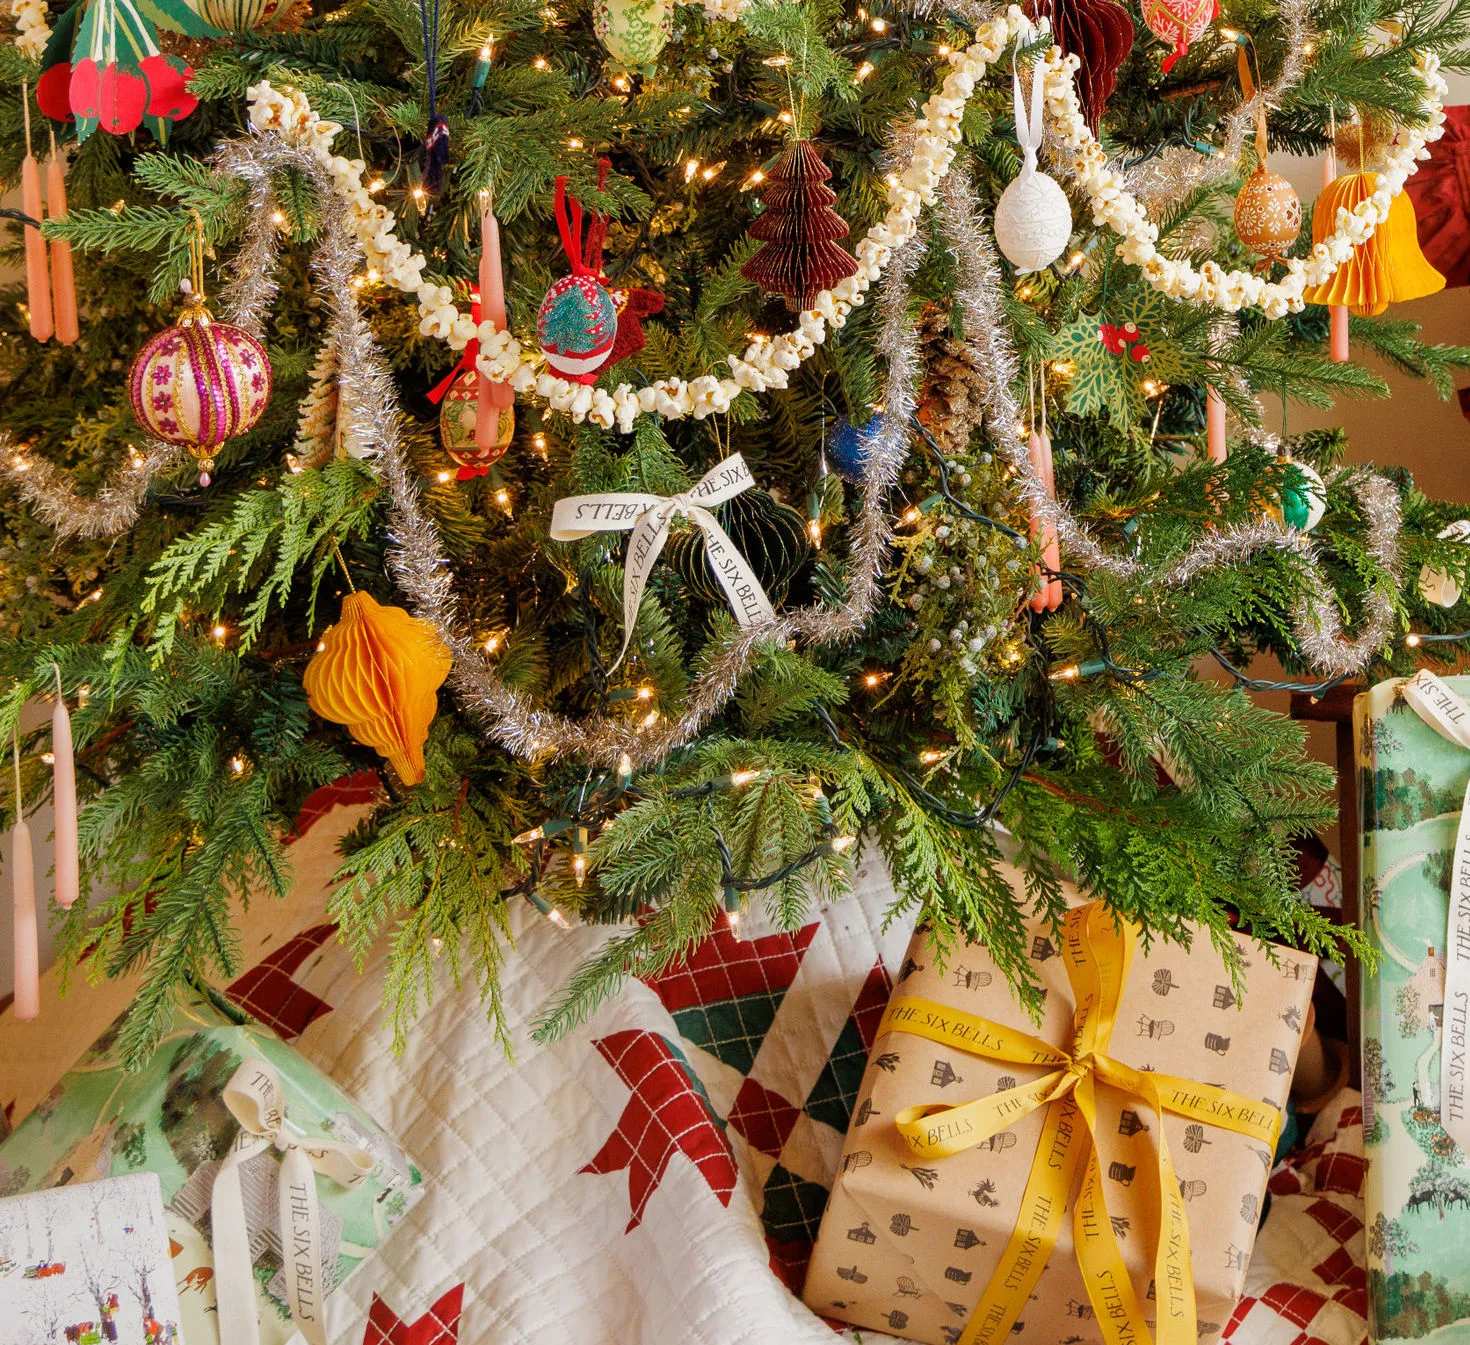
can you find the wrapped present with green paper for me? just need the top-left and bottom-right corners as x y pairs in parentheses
(0, 989), (424, 1345)
(1357, 670), (1470, 1342)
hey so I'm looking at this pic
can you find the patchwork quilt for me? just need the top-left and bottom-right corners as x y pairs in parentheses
(1, 788), (1371, 1345)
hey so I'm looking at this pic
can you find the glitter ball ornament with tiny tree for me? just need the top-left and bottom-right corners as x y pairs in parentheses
(127, 279), (272, 487)
(993, 62), (1073, 273)
(538, 169), (619, 384)
(740, 139), (859, 308)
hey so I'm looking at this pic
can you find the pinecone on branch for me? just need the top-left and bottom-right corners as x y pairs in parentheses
(917, 302), (987, 457)
(740, 140), (859, 309)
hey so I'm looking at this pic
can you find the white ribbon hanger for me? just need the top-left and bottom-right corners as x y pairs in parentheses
(549, 453), (776, 671)
(211, 1058), (376, 1345)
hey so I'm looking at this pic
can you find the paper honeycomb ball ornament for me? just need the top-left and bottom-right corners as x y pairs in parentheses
(994, 61), (1073, 274)
(188, 0), (282, 30)
(592, 0), (673, 70)
(1303, 172), (1443, 315)
(825, 415), (886, 484)
(1233, 166), (1302, 265)
(127, 290), (272, 486)
(666, 489), (811, 605)
(303, 591), (453, 786)
(438, 368), (515, 478)
(1024, 0), (1134, 132)
(538, 275), (618, 385)
(1141, 0), (1217, 71)
(1420, 521), (1470, 608)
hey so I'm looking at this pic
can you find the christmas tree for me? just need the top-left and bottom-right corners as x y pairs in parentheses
(2, 0), (1469, 1065)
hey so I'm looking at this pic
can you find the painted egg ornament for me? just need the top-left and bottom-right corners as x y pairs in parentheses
(826, 415), (887, 485)
(1141, 0), (1217, 71)
(1419, 521), (1470, 608)
(592, 0), (673, 70)
(1233, 166), (1303, 265)
(537, 273), (619, 385)
(994, 59), (1072, 274)
(439, 368), (516, 478)
(127, 289), (272, 486)
(189, 0), (283, 30)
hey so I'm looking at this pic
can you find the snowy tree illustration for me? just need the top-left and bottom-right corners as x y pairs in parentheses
(1403, 1106), (1470, 1217)
(1368, 1212), (1419, 1274)
(159, 1035), (244, 1171)
(1397, 984), (1423, 1039)
(78, 1246), (122, 1340)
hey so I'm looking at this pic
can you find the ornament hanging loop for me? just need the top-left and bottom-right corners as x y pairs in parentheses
(552, 158), (611, 279)
(1011, 56), (1047, 173)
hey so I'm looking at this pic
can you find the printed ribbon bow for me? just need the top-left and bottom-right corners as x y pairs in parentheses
(211, 1058), (376, 1345)
(886, 903), (1284, 1345)
(1396, 669), (1470, 1154)
(549, 454), (775, 670)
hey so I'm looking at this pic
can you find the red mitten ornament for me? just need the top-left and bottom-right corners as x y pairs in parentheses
(1025, 0), (1134, 132)
(538, 162), (619, 385)
(594, 284), (665, 374)
(740, 140), (859, 309)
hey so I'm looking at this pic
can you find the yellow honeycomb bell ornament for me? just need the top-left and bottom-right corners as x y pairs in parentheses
(303, 591), (453, 785)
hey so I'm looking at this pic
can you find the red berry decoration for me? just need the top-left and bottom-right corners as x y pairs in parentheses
(741, 140), (859, 310)
(1024, 0), (1134, 132)
(68, 58), (102, 121)
(140, 54), (198, 121)
(98, 64), (148, 134)
(36, 63), (74, 123)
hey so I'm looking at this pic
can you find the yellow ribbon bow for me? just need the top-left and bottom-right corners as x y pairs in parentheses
(885, 903), (1284, 1345)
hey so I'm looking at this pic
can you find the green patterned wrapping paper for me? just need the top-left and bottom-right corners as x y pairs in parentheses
(0, 992), (423, 1345)
(1358, 677), (1470, 1342)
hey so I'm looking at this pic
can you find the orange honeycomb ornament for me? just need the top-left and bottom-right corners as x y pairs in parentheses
(303, 591), (453, 785)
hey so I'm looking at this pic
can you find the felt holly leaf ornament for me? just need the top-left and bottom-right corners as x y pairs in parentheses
(1052, 291), (1198, 425)
(39, 0), (219, 142)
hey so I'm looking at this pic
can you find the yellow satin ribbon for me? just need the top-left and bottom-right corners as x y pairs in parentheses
(886, 904), (1282, 1345)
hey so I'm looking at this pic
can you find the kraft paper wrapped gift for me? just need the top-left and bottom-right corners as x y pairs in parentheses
(802, 901), (1316, 1345)
(1356, 671), (1470, 1342)
(0, 1172), (185, 1344)
(0, 991), (423, 1345)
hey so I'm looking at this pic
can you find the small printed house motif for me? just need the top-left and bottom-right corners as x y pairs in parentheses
(1152, 969), (1179, 996)
(1117, 1110), (1148, 1137)
(931, 1059), (962, 1088)
(842, 1151), (873, 1173)
(945, 1266), (973, 1283)
(1136, 1016), (1174, 1040)
(890, 1214), (919, 1237)
(953, 965), (993, 990)
(1203, 1033), (1232, 1055)
(1066, 1300), (1095, 1318)
(1107, 1162), (1137, 1186)
(1212, 985), (1237, 1010)
(1268, 1048), (1292, 1075)
(954, 1228), (983, 1249)
(837, 1266), (868, 1283)
(1031, 936), (1058, 962)
(848, 1221), (878, 1244)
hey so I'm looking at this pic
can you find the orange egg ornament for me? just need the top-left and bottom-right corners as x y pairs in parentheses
(1233, 165), (1303, 266)
(303, 591), (453, 785)
(1304, 172), (1444, 315)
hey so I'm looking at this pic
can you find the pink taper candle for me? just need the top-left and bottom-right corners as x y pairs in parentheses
(477, 203), (515, 450)
(1323, 145), (1349, 362)
(11, 736), (38, 1022)
(52, 667), (78, 910)
(1206, 387), (1227, 464)
(21, 152), (53, 344)
(47, 153), (79, 347)
(1028, 429), (1062, 613)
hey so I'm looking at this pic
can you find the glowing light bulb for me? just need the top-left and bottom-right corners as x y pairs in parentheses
(854, 60), (875, 81)
(870, 16), (886, 31)
(830, 834), (857, 853)
(436, 470), (453, 483)
(919, 749), (944, 764)
(572, 854), (587, 886)
(730, 769), (761, 787)
(637, 686), (655, 701)
(229, 755), (246, 774)
(567, 137), (583, 149)
(1407, 633), (1423, 648)
(685, 159), (700, 182)
(212, 624), (227, 641)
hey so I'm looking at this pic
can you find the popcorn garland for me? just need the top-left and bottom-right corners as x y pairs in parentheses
(7, 0), (51, 56)
(245, 6), (1447, 436)
(1041, 43), (1449, 317)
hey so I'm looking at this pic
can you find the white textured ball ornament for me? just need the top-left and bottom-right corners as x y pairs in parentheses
(994, 171), (1073, 273)
(1420, 520), (1470, 608)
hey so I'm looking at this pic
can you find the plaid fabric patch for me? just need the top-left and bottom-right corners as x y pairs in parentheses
(363, 1283), (464, 1345)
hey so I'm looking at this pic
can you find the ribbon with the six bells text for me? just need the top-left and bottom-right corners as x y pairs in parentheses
(885, 903), (1283, 1345)
(549, 453), (774, 671)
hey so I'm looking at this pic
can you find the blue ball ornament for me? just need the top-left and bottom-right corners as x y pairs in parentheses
(826, 415), (886, 484)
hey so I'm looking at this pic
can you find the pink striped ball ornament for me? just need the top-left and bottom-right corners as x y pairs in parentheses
(128, 294), (272, 485)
